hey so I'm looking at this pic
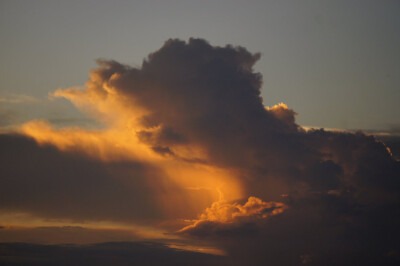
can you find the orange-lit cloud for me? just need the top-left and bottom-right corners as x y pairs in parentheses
(178, 197), (287, 235)
(266, 102), (298, 127)
(14, 45), (251, 225)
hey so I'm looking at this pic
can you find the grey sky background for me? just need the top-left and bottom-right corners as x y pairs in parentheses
(1, 0), (399, 130)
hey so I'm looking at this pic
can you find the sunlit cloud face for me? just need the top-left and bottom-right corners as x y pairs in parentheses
(178, 197), (287, 237)
(1, 38), (399, 265)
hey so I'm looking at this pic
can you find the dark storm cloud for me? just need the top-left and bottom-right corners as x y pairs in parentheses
(88, 38), (399, 197)
(178, 129), (400, 265)
(88, 39), (314, 180)
(0, 133), (167, 222)
(82, 38), (398, 265)
(217, 194), (400, 266)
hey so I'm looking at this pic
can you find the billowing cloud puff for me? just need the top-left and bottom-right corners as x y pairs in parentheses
(178, 197), (287, 237)
(53, 39), (302, 168)
(1, 38), (399, 265)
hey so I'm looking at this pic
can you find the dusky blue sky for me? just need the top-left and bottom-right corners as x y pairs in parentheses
(1, 0), (399, 130)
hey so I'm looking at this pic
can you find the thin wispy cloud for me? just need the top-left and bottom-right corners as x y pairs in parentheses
(0, 94), (39, 104)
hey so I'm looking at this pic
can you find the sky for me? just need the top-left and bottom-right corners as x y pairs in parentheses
(1, 0), (399, 130)
(1, 1), (400, 265)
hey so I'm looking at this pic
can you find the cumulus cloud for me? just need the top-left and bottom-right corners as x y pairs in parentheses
(1, 38), (399, 265)
(178, 197), (287, 237)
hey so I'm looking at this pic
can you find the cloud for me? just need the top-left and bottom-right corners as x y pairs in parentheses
(377, 135), (400, 161)
(1, 38), (400, 265)
(0, 242), (225, 266)
(0, 94), (39, 104)
(178, 196), (287, 237)
(0, 225), (145, 244)
(0, 131), (236, 227)
(51, 39), (300, 170)
(0, 133), (165, 222)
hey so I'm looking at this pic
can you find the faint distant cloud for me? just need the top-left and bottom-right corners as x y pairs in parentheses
(388, 123), (400, 135)
(302, 125), (400, 137)
(302, 125), (400, 160)
(0, 94), (39, 104)
(301, 125), (351, 133)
